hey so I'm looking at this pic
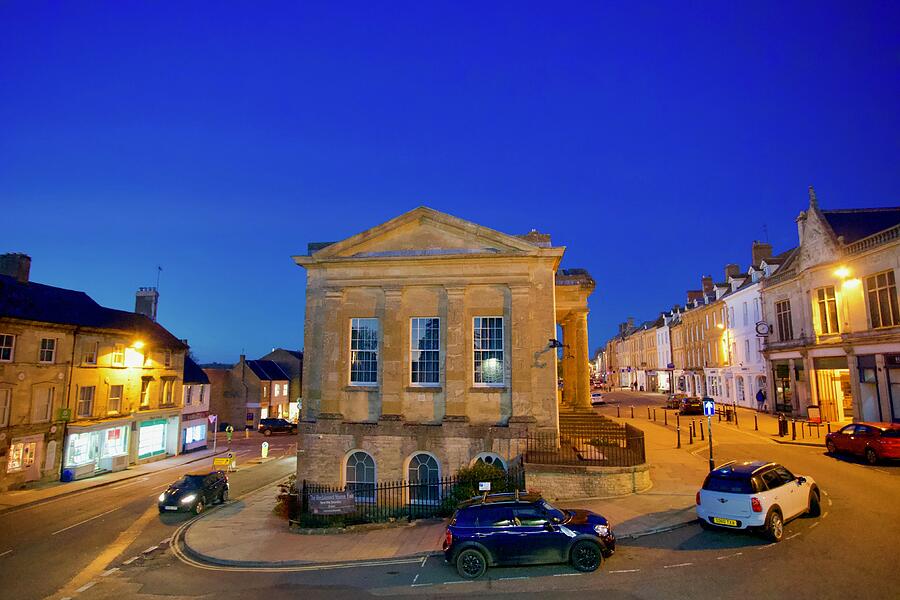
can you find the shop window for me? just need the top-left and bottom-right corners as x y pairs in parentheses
(775, 300), (794, 341)
(866, 270), (900, 329)
(138, 421), (167, 458)
(736, 377), (746, 403)
(350, 318), (379, 385)
(108, 385), (123, 414)
(815, 286), (840, 334)
(77, 386), (95, 418)
(65, 432), (93, 467)
(102, 427), (128, 456)
(0, 388), (10, 427)
(407, 453), (440, 504)
(474, 317), (504, 386)
(345, 450), (376, 501)
(6, 441), (36, 473)
(410, 317), (440, 386)
(39, 338), (56, 363)
(31, 386), (54, 423)
(0, 333), (15, 362)
(185, 424), (206, 444)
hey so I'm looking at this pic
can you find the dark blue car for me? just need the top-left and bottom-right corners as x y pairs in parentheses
(443, 492), (615, 579)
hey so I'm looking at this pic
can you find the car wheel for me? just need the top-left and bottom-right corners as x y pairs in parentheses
(765, 510), (783, 542)
(263, 429), (272, 437)
(193, 500), (205, 515)
(865, 447), (878, 465)
(699, 520), (714, 531)
(808, 491), (821, 517)
(570, 540), (602, 572)
(825, 440), (836, 455)
(219, 488), (229, 504)
(456, 548), (487, 579)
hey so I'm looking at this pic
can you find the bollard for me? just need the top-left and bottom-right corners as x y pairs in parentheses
(791, 419), (797, 440)
(664, 411), (668, 426)
(648, 407), (651, 420)
(801, 422), (806, 439)
(733, 404), (739, 428)
(631, 406), (634, 419)
(653, 408), (657, 422)
(754, 414), (758, 431)
(816, 424), (820, 438)
(700, 422), (705, 441)
(677, 426), (681, 449)
(244, 427), (250, 439)
(616, 405), (620, 418)
(718, 410), (722, 423)
(689, 425), (694, 445)
(827, 422), (831, 434)
(676, 414), (681, 428)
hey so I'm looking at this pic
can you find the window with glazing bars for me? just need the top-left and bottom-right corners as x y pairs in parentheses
(410, 318), (440, 385)
(816, 286), (839, 334)
(350, 318), (379, 384)
(775, 300), (793, 341)
(866, 270), (900, 329)
(473, 317), (504, 385)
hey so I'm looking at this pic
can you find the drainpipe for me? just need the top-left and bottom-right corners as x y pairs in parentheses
(60, 326), (79, 478)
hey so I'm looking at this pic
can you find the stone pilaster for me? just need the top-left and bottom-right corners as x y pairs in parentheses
(319, 288), (345, 418)
(443, 286), (468, 420)
(574, 311), (592, 410)
(562, 318), (575, 406)
(509, 285), (535, 421)
(380, 287), (404, 418)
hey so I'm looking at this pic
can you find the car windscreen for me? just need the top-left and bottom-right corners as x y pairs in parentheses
(540, 500), (566, 522)
(882, 429), (900, 438)
(174, 475), (206, 489)
(702, 475), (753, 494)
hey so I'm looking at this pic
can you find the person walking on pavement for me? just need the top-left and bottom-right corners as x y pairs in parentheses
(756, 388), (766, 413)
(225, 424), (234, 443)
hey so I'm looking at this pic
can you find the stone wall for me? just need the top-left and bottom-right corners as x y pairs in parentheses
(524, 462), (651, 501)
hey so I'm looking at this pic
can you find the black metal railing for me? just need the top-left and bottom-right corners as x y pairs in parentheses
(525, 424), (645, 467)
(291, 466), (526, 528)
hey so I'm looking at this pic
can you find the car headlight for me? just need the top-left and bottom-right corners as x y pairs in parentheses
(158, 493), (166, 502)
(180, 494), (197, 504)
(594, 524), (610, 536)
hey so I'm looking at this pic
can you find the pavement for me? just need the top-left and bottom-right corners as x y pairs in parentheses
(179, 405), (710, 568)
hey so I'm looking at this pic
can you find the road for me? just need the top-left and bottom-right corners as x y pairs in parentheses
(11, 394), (900, 599)
(0, 433), (297, 600)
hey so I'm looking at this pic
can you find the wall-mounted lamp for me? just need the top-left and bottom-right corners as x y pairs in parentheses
(547, 339), (567, 349)
(834, 266), (850, 279)
(132, 340), (145, 349)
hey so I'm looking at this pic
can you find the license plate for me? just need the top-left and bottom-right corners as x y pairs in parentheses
(164, 506), (178, 511)
(712, 517), (738, 527)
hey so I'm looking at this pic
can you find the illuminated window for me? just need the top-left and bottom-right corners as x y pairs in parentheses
(6, 441), (37, 473)
(345, 451), (376, 501)
(410, 317), (440, 385)
(82, 341), (98, 365)
(474, 317), (504, 386)
(183, 384), (192, 405)
(140, 379), (151, 408)
(0, 334), (15, 362)
(108, 384), (123, 414)
(31, 386), (54, 423)
(161, 379), (174, 405)
(0, 388), (9, 427)
(775, 300), (793, 341)
(815, 286), (840, 334)
(39, 338), (56, 363)
(350, 318), (379, 385)
(866, 270), (899, 329)
(112, 344), (125, 366)
(77, 386), (95, 418)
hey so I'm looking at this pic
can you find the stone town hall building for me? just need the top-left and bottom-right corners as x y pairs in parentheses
(293, 207), (594, 489)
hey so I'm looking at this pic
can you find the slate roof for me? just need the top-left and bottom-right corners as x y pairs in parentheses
(183, 356), (210, 384)
(245, 359), (290, 381)
(822, 208), (900, 244)
(0, 274), (185, 349)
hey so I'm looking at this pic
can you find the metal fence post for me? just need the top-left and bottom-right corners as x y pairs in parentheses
(677, 426), (681, 449)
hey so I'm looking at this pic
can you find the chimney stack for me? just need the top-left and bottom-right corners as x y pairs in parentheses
(751, 241), (773, 266)
(725, 264), (741, 279)
(701, 276), (713, 294)
(687, 290), (704, 304)
(135, 287), (159, 322)
(627, 317), (634, 329)
(0, 253), (31, 283)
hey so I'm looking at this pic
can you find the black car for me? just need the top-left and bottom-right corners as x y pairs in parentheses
(680, 397), (703, 415)
(158, 471), (228, 514)
(258, 418), (297, 436)
(443, 492), (615, 579)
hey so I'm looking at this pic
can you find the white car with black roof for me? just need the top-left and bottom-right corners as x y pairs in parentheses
(695, 461), (821, 542)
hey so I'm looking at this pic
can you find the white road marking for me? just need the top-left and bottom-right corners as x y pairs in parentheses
(716, 552), (743, 560)
(443, 580), (470, 584)
(411, 583), (433, 587)
(822, 490), (828, 496)
(823, 511), (829, 518)
(51, 507), (120, 536)
(0, 549), (12, 558)
(122, 556), (140, 565)
(663, 562), (694, 569)
(827, 498), (833, 506)
(756, 543), (777, 550)
(160, 537), (171, 545)
(499, 576), (529, 581)
(100, 568), (119, 577)
(786, 533), (801, 540)
(421, 556), (428, 567)
(75, 581), (97, 593)
(810, 522), (819, 529)
(110, 480), (143, 491)
(142, 545), (158, 554)
(412, 574), (419, 584)
(608, 569), (640, 573)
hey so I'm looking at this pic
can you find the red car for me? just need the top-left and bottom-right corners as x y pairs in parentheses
(825, 422), (900, 465)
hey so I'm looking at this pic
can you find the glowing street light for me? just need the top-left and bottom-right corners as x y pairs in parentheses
(132, 340), (145, 349)
(834, 266), (850, 279)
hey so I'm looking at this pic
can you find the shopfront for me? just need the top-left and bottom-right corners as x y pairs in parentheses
(135, 413), (181, 462)
(64, 419), (131, 480)
(181, 413), (208, 453)
(880, 354), (900, 423)
(813, 356), (852, 422)
(772, 361), (794, 414)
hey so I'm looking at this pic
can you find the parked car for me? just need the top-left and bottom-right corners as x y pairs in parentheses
(158, 471), (229, 515)
(696, 461), (819, 542)
(679, 397), (703, 415)
(443, 492), (615, 579)
(666, 394), (686, 409)
(591, 392), (606, 405)
(258, 418), (297, 436)
(825, 422), (900, 465)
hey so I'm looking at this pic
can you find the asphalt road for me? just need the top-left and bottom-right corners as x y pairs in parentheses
(0, 434), (297, 600)
(13, 396), (900, 599)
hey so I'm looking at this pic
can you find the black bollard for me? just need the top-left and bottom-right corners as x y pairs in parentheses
(700, 422), (705, 441)
(653, 408), (657, 422)
(676, 414), (680, 428)
(791, 419), (797, 440)
(677, 426), (681, 449)
(733, 404), (739, 428)
(648, 407), (651, 420)
(689, 425), (694, 445)
(664, 411), (668, 426)
(630, 405), (634, 419)
(827, 422), (831, 434)
(616, 405), (620, 418)
(754, 414), (758, 431)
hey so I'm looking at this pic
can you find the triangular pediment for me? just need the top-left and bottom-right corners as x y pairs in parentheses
(310, 207), (546, 259)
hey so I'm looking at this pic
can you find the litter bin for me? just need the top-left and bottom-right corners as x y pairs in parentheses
(60, 469), (74, 483)
(725, 408), (733, 422)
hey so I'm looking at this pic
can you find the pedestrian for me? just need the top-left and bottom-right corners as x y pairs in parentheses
(225, 424), (234, 443)
(756, 389), (766, 413)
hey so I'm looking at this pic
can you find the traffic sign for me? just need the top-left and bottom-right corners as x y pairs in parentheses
(703, 399), (715, 417)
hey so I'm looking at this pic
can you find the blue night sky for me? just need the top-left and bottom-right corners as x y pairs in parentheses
(2, 2), (898, 363)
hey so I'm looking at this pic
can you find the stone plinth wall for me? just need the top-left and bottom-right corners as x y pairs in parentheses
(524, 462), (651, 500)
